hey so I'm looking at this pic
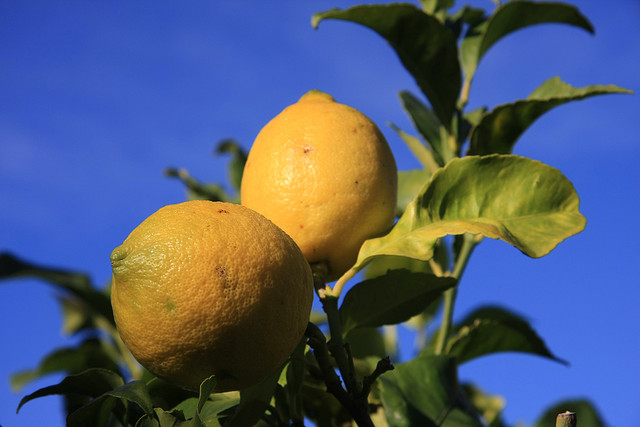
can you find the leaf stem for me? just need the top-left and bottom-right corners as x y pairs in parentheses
(434, 233), (478, 355)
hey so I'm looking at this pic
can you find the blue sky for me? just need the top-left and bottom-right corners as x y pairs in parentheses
(1, 1), (638, 426)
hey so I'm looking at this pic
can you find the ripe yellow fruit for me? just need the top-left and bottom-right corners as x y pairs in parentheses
(110, 200), (313, 392)
(241, 90), (397, 280)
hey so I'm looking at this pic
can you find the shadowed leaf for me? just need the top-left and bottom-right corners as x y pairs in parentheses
(340, 269), (455, 336)
(313, 4), (461, 128)
(0, 252), (114, 325)
(11, 338), (122, 392)
(461, 1), (594, 80)
(444, 306), (566, 365)
(532, 399), (606, 427)
(380, 354), (481, 426)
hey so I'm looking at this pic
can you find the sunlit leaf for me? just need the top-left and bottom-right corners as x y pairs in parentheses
(380, 353), (481, 426)
(444, 306), (566, 364)
(397, 169), (430, 217)
(468, 77), (633, 155)
(461, 1), (594, 80)
(313, 4), (461, 128)
(340, 269), (455, 336)
(352, 155), (586, 273)
(532, 399), (606, 427)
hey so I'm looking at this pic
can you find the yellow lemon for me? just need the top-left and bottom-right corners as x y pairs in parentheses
(110, 200), (313, 392)
(241, 90), (397, 280)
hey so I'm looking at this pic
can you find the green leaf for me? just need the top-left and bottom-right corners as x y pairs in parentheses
(145, 376), (198, 412)
(105, 380), (155, 416)
(352, 155), (586, 273)
(420, 0), (454, 16)
(444, 306), (566, 365)
(339, 269), (455, 336)
(170, 392), (239, 426)
(461, 1), (594, 80)
(284, 338), (307, 424)
(468, 77), (633, 155)
(223, 364), (284, 427)
(345, 327), (388, 360)
(398, 91), (450, 165)
(313, 4), (461, 128)
(17, 368), (124, 413)
(461, 384), (506, 427)
(397, 169), (430, 217)
(215, 139), (248, 193)
(390, 124), (439, 174)
(380, 354), (481, 426)
(165, 168), (234, 202)
(532, 399), (606, 427)
(0, 252), (114, 324)
(11, 338), (122, 392)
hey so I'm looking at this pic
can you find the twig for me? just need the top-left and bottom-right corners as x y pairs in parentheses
(305, 323), (373, 427)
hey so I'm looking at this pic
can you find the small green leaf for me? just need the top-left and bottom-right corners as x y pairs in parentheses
(215, 139), (248, 193)
(17, 368), (124, 413)
(461, 1), (594, 80)
(339, 269), (455, 336)
(468, 77), (633, 155)
(444, 306), (566, 364)
(420, 0), (454, 16)
(353, 155), (586, 273)
(223, 364), (284, 427)
(380, 353), (481, 426)
(313, 4), (461, 128)
(170, 393), (239, 425)
(345, 327), (388, 360)
(390, 124), (439, 174)
(532, 399), (606, 427)
(105, 381), (155, 417)
(165, 168), (234, 202)
(11, 338), (122, 392)
(398, 91), (450, 165)
(461, 384), (506, 427)
(0, 252), (113, 325)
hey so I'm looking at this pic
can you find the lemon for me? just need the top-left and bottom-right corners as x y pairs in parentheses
(110, 200), (313, 392)
(241, 90), (397, 280)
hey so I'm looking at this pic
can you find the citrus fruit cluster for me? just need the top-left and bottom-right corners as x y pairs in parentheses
(110, 90), (397, 392)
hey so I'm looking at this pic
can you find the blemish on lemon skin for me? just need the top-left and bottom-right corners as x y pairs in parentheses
(165, 298), (176, 313)
(216, 266), (227, 277)
(218, 209), (229, 214)
(303, 146), (314, 154)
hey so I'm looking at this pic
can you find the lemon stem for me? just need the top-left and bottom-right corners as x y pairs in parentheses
(434, 233), (478, 355)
